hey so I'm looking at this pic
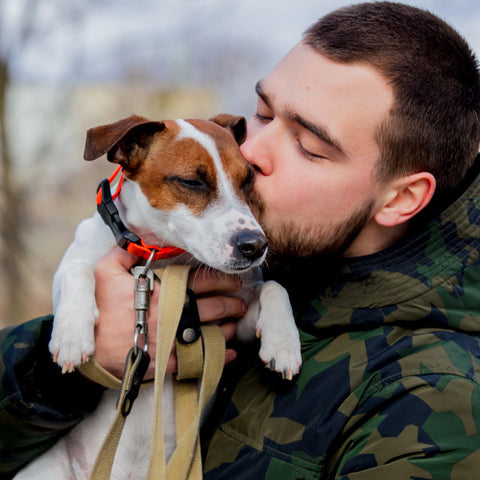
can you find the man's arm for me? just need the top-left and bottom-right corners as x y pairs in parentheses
(0, 316), (105, 477)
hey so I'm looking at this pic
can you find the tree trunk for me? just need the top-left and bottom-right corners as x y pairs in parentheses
(0, 60), (24, 324)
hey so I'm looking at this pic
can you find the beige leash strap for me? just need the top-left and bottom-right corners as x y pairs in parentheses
(167, 325), (225, 479)
(87, 348), (150, 478)
(78, 356), (122, 389)
(82, 264), (225, 480)
(146, 264), (191, 479)
(147, 265), (226, 480)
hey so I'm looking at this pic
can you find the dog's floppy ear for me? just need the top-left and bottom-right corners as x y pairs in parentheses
(84, 115), (165, 170)
(210, 114), (247, 146)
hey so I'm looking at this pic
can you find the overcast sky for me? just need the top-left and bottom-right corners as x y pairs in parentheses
(3, 0), (480, 114)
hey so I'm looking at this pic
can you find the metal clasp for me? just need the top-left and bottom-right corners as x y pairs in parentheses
(133, 251), (155, 354)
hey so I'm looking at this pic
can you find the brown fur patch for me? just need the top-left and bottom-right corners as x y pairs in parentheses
(126, 119), (252, 216)
(187, 119), (253, 197)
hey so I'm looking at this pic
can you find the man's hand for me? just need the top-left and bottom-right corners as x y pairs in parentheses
(93, 248), (247, 379)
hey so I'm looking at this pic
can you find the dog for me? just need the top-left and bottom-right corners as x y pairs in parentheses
(14, 114), (301, 480)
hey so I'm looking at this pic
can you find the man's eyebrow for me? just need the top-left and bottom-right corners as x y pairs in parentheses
(287, 111), (345, 157)
(255, 80), (345, 157)
(255, 81), (271, 108)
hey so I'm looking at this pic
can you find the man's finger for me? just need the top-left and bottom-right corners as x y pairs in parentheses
(188, 268), (242, 295)
(96, 247), (141, 273)
(196, 296), (247, 322)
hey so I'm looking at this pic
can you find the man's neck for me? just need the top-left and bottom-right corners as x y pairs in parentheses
(412, 154), (480, 228)
(343, 220), (409, 257)
(345, 154), (480, 258)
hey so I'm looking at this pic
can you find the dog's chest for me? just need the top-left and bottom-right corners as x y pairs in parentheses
(64, 378), (176, 480)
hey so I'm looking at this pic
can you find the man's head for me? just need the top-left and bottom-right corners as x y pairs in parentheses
(241, 2), (480, 259)
(303, 1), (480, 192)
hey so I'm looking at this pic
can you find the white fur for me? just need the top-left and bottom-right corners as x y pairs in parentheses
(14, 120), (301, 480)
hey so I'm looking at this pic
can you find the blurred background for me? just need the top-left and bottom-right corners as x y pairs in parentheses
(1, 0), (479, 327)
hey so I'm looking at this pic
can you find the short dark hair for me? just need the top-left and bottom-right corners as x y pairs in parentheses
(303, 1), (480, 190)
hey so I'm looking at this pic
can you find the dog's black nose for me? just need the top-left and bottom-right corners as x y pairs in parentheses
(236, 230), (268, 260)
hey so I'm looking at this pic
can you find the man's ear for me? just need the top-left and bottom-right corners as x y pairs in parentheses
(374, 172), (436, 227)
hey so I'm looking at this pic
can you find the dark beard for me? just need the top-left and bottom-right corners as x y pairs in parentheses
(247, 187), (375, 308)
(248, 185), (375, 259)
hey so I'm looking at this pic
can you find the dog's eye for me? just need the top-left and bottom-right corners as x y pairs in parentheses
(241, 168), (255, 191)
(179, 178), (206, 190)
(166, 176), (208, 192)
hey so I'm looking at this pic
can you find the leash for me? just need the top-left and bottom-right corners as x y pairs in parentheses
(147, 265), (225, 480)
(79, 263), (226, 480)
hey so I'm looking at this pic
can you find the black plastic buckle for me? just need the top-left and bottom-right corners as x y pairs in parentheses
(118, 347), (151, 417)
(97, 178), (142, 251)
(176, 288), (201, 345)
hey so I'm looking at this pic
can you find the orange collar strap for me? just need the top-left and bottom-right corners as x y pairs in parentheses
(95, 165), (124, 205)
(96, 166), (185, 261)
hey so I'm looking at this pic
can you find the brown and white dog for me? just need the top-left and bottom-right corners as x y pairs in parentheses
(14, 114), (301, 480)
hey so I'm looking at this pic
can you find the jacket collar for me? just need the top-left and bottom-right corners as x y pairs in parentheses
(300, 155), (480, 333)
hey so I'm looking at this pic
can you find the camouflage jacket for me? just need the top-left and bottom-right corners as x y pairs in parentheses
(0, 316), (104, 478)
(203, 168), (480, 479)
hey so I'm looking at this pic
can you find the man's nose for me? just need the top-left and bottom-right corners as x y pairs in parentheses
(240, 124), (274, 176)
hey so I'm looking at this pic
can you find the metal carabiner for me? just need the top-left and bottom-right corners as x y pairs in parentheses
(133, 250), (155, 354)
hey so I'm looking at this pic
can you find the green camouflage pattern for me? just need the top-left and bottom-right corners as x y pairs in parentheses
(203, 173), (480, 479)
(0, 316), (103, 478)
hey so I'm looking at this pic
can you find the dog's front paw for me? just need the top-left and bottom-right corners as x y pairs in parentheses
(255, 280), (302, 380)
(49, 301), (98, 374)
(257, 321), (302, 380)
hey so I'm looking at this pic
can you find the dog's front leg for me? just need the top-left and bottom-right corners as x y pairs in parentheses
(50, 212), (116, 372)
(255, 281), (302, 380)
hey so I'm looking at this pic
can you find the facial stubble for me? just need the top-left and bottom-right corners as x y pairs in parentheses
(248, 186), (375, 258)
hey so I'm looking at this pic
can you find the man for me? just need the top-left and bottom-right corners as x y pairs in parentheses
(2, 2), (480, 478)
